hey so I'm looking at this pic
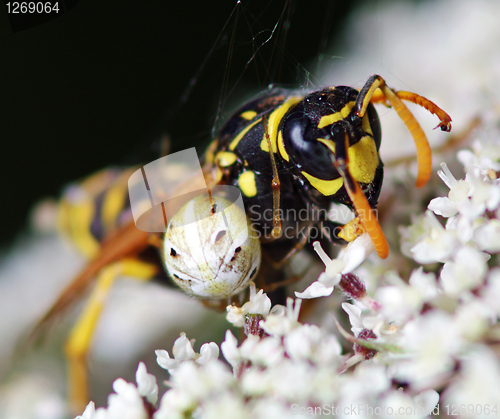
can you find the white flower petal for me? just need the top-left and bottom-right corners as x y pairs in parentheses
(486, 183), (500, 211)
(220, 330), (241, 370)
(75, 402), (96, 419)
(440, 246), (489, 295)
(247, 336), (284, 367)
(341, 233), (375, 273)
(414, 389), (440, 416)
(243, 289), (271, 316)
(259, 313), (293, 337)
(409, 211), (458, 263)
(196, 342), (220, 365)
(318, 271), (341, 287)
(135, 362), (158, 404)
(428, 197), (458, 217)
(226, 305), (245, 327)
(376, 284), (422, 322)
(443, 347), (500, 407)
(155, 349), (179, 371)
(172, 333), (196, 361)
(284, 324), (321, 362)
(154, 389), (195, 419)
(474, 219), (500, 252)
(295, 281), (334, 299)
(269, 304), (286, 316)
(341, 302), (364, 335)
(408, 267), (439, 301)
(107, 379), (147, 419)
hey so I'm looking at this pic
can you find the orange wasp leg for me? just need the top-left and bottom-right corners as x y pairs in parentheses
(335, 134), (389, 259)
(31, 222), (153, 340)
(64, 259), (157, 413)
(29, 220), (158, 413)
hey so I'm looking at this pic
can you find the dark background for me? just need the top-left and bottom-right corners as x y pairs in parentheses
(1, 0), (372, 247)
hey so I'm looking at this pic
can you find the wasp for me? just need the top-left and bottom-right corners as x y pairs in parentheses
(31, 75), (451, 412)
(200, 75), (451, 259)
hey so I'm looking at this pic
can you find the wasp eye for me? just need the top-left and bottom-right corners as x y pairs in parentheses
(282, 114), (338, 180)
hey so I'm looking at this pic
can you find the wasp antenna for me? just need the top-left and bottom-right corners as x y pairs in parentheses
(378, 83), (432, 188)
(355, 75), (453, 188)
(393, 91), (452, 132)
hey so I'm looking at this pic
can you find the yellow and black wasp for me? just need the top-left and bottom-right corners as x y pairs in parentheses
(200, 75), (451, 258)
(31, 74), (451, 411)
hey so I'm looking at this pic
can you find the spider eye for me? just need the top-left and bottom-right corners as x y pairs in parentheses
(215, 230), (226, 242)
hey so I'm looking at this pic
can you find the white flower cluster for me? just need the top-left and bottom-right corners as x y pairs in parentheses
(75, 133), (500, 419)
(391, 136), (500, 407)
(76, 363), (158, 419)
(77, 299), (438, 419)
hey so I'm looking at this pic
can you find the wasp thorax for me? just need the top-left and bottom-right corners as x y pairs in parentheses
(163, 192), (261, 298)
